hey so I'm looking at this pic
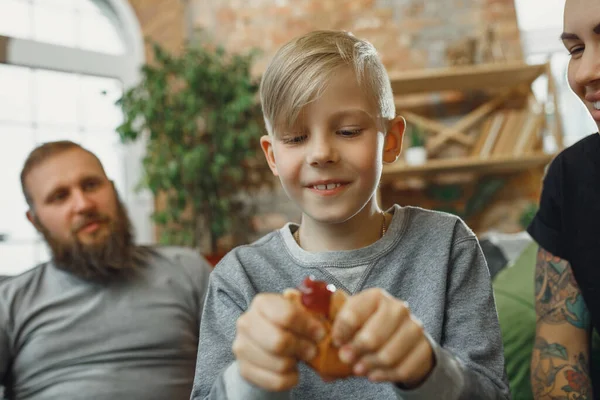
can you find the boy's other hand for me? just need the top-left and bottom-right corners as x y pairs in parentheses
(232, 293), (326, 391)
(330, 288), (435, 387)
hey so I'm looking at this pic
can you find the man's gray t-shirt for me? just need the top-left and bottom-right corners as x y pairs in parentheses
(0, 246), (211, 400)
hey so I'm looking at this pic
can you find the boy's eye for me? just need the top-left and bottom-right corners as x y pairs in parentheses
(282, 134), (308, 145)
(337, 128), (363, 137)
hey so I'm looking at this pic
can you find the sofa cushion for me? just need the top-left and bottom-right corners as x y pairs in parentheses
(493, 240), (538, 399)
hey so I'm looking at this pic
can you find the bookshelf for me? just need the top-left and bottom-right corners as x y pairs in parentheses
(381, 153), (554, 182)
(383, 62), (563, 181)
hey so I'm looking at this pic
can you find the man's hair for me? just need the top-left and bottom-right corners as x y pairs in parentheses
(259, 30), (395, 136)
(20, 140), (106, 208)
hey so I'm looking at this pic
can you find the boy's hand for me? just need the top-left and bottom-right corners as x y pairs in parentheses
(331, 288), (435, 387)
(232, 293), (326, 391)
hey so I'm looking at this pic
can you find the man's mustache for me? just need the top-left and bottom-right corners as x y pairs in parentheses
(71, 214), (111, 233)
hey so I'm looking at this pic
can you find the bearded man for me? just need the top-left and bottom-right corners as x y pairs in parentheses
(0, 141), (211, 400)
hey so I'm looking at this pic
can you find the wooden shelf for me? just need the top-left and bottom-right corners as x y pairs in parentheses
(388, 62), (546, 96)
(381, 153), (554, 181)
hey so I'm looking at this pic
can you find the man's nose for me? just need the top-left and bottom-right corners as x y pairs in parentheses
(71, 190), (95, 213)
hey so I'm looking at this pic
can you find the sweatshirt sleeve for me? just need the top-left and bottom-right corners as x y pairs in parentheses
(393, 233), (511, 399)
(190, 255), (291, 400)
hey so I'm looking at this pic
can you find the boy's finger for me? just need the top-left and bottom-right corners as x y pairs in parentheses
(367, 338), (434, 386)
(349, 297), (410, 360)
(354, 315), (421, 374)
(239, 306), (318, 359)
(233, 333), (297, 374)
(283, 288), (328, 342)
(331, 288), (383, 346)
(253, 293), (325, 342)
(238, 359), (300, 392)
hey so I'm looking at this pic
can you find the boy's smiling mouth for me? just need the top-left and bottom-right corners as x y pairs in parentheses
(313, 183), (342, 190)
(305, 180), (350, 195)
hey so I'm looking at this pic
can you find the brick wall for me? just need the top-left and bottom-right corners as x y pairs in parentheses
(128, 0), (187, 60)
(191, 0), (522, 75)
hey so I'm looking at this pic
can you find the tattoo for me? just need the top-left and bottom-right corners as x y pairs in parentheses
(532, 338), (592, 399)
(534, 248), (590, 328)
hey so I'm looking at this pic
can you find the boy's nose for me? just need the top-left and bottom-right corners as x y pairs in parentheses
(306, 137), (339, 166)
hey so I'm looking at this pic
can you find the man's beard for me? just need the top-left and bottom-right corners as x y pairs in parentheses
(37, 196), (138, 283)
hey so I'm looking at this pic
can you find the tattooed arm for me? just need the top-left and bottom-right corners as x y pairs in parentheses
(531, 247), (593, 399)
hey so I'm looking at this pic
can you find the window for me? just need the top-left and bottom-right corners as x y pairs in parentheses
(0, 0), (125, 54)
(0, 0), (149, 276)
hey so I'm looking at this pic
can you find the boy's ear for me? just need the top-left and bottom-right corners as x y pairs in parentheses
(260, 135), (279, 176)
(383, 116), (406, 163)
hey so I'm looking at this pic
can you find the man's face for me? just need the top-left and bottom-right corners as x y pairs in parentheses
(26, 148), (118, 247)
(25, 148), (135, 281)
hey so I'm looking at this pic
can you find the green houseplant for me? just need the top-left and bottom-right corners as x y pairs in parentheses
(116, 39), (268, 259)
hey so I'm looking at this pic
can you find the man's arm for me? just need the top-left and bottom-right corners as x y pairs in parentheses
(531, 247), (592, 399)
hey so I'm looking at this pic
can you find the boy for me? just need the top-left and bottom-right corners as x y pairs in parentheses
(191, 30), (510, 399)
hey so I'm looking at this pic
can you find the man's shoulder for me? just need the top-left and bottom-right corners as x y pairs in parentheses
(0, 262), (50, 289)
(0, 263), (51, 310)
(150, 245), (206, 263)
(143, 245), (211, 276)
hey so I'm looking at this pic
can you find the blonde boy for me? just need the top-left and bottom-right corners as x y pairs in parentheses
(191, 30), (510, 399)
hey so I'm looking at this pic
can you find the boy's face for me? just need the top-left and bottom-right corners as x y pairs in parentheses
(260, 68), (404, 225)
(563, 0), (600, 130)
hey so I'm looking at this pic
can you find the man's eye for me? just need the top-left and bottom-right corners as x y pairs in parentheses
(50, 192), (67, 202)
(83, 180), (100, 190)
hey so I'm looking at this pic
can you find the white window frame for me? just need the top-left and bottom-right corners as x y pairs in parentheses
(0, 0), (154, 244)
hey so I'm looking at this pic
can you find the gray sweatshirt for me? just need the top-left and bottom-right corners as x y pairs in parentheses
(191, 205), (510, 400)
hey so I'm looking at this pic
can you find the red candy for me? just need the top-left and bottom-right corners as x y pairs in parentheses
(298, 276), (336, 317)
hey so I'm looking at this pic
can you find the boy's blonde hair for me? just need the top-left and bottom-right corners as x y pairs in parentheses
(260, 30), (395, 135)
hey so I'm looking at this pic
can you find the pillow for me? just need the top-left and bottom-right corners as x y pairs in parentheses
(493, 241), (538, 399)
